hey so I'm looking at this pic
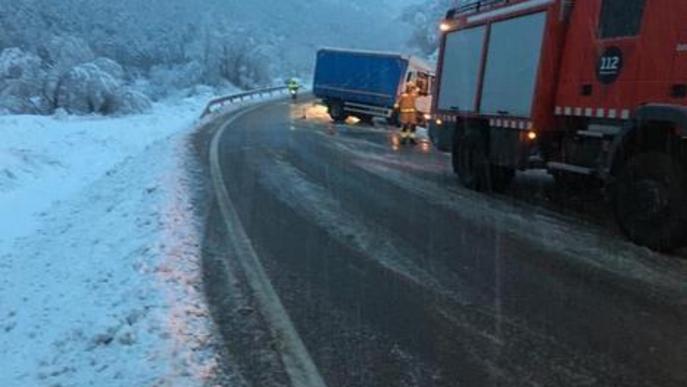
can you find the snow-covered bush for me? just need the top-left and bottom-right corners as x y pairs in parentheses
(148, 61), (204, 99)
(234, 44), (274, 89)
(92, 57), (125, 80)
(111, 88), (152, 115)
(39, 36), (95, 73)
(0, 48), (49, 114)
(0, 48), (43, 80)
(0, 83), (52, 115)
(41, 56), (124, 112)
(54, 61), (151, 115)
(34, 37), (99, 114)
(56, 62), (120, 114)
(201, 27), (274, 89)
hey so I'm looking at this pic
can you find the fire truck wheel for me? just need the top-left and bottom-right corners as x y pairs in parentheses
(614, 152), (687, 251)
(452, 132), (489, 191)
(489, 166), (515, 192)
(553, 172), (600, 192)
(328, 101), (347, 123)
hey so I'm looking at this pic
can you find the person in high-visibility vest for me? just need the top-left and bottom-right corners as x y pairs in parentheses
(396, 82), (419, 145)
(287, 78), (300, 100)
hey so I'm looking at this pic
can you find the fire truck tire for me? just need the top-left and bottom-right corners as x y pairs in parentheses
(553, 172), (599, 192)
(489, 166), (515, 192)
(452, 131), (514, 192)
(613, 152), (687, 251)
(328, 101), (347, 123)
(452, 132), (489, 191)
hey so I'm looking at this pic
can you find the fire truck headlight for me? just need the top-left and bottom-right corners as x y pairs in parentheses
(436, 119), (444, 126)
(527, 131), (538, 141)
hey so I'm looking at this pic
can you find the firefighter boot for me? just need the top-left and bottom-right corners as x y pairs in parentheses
(409, 125), (418, 145)
(400, 127), (409, 145)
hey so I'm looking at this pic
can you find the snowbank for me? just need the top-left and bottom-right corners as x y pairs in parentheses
(0, 94), (240, 385)
(0, 98), (205, 240)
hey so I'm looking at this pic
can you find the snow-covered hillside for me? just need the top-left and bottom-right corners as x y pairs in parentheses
(0, 0), (424, 115)
(0, 96), (234, 386)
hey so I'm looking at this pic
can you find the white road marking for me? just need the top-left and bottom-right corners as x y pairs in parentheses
(210, 104), (327, 387)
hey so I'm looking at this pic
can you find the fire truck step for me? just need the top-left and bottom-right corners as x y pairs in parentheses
(547, 162), (593, 176)
(576, 130), (605, 139)
(587, 124), (621, 136)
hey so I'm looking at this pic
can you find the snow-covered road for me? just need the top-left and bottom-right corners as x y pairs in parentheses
(0, 97), (238, 386)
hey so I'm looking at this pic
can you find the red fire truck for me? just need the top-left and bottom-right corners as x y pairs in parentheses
(432, 0), (687, 251)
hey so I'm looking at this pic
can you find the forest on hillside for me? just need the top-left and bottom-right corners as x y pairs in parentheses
(0, 0), (457, 115)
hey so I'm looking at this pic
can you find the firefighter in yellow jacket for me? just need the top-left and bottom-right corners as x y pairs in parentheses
(396, 82), (419, 145)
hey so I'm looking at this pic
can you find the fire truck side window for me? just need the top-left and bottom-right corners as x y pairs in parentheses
(598, 0), (646, 38)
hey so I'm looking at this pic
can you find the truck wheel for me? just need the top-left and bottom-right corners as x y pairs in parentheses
(452, 131), (489, 191)
(357, 114), (375, 125)
(613, 152), (687, 251)
(553, 172), (600, 192)
(328, 101), (347, 123)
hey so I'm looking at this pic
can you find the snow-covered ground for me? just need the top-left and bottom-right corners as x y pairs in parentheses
(0, 95), (238, 385)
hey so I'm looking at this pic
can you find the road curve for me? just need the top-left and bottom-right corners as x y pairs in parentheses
(204, 98), (687, 387)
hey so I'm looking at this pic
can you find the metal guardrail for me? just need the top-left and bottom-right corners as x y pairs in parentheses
(201, 86), (290, 118)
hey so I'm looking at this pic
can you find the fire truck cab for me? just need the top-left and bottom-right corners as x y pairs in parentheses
(433, 0), (687, 251)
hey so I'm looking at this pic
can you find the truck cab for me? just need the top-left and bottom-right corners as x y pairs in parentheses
(433, 0), (687, 251)
(405, 62), (434, 119)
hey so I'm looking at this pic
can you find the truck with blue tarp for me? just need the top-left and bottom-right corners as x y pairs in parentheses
(313, 48), (435, 124)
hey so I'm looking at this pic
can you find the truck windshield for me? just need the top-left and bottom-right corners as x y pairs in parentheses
(416, 72), (431, 95)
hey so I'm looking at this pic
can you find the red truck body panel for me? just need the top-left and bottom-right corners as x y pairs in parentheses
(555, 0), (687, 122)
(434, 0), (687, 133)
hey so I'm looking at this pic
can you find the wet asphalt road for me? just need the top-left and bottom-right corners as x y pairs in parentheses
(207, 99), (687, 387)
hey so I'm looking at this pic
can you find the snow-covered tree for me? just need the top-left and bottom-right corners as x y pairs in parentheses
(402, 0), (465, 56)
(0, 48), (48, 114)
